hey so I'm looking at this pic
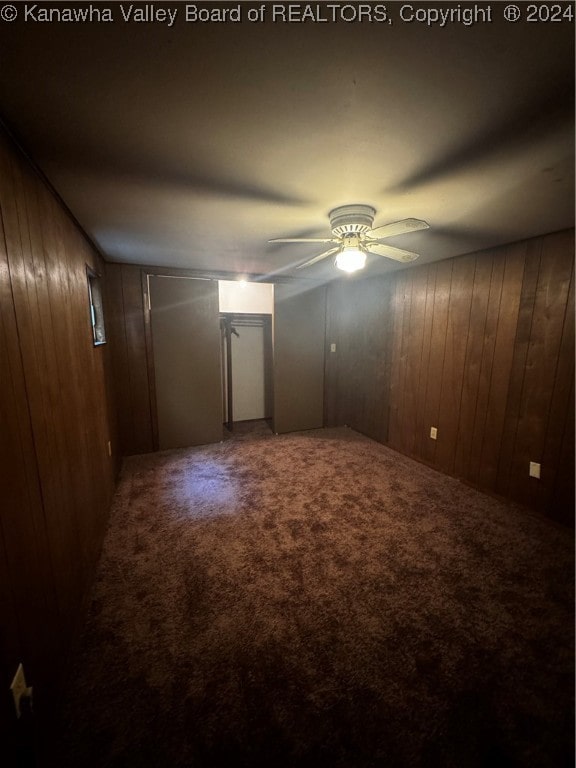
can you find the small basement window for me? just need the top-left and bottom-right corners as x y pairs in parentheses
(86, 266), (106, 346)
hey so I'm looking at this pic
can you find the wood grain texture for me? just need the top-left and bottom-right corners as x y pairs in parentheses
(435, 254), (476, 474)
(419, 259), (453, 466)
(498, 230), (575, 512)
(0, 128), (117, 754)
(552, 377), (575, 525)
(105, 263), (133, 453)
(104, 263), (155, 455)
(452, 254), (493, 480)
(388, 269), (410, 452)
(326, 230), (574, 522)
(545, 269), (575, 525)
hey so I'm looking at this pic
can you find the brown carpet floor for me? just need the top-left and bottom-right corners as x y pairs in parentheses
(47, 427), (574, 768)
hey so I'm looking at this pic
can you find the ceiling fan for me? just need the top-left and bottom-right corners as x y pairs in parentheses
(269, 204), (429, 273)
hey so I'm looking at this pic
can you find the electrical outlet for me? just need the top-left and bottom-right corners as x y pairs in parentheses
(10, 663), (32, 719)
(107, 440), (112, 457)
(430, 427), (438, 440)
(529, 461), (541, 479)
(330, 343), (336, 353)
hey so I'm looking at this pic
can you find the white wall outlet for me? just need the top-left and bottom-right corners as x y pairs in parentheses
(330, 343), (336, 353)
(529, 461), (541, 479)
(430, 427), (438, 440)
(10, 663), (32, 719)
(107, 440), (112, 457)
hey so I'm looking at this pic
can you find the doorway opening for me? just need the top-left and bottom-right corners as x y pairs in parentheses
(220, 313), (273, 437)
(219, 281), (274, 437)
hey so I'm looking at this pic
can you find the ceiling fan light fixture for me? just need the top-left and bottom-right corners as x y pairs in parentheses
(270, 206), (428, 272)
(329, 204), (376, 236)
(335, 247), (366, 273)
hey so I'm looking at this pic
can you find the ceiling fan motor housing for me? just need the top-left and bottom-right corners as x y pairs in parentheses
(329, 204), (376, 236)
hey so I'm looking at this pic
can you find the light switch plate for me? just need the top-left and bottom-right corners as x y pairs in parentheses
(529, 461), (541, 479)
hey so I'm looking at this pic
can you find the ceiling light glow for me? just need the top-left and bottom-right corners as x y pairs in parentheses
(335, 248), (366, 273)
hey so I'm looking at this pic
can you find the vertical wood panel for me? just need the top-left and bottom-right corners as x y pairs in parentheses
(37, 177), (86, 619)
(0, 517), (21, 761)
(0, 128), (118, 754)
(453, 254), (493, 479)
(12, 152), (86, 628)
(495, 240), (542, 495)
(326, 230), (574, 523)
(403, 267), (430, 457)
(105, 262), (133, 454)
(122, 266), (154, 453)
(0, 215), (60, 679)
(467, 252), (506, 486)
(552, 377), (575, 525)
(543, 259), (574, 523)
(0, 141), (66, 663)
(419, 259), (453, 465)
(436, 254), (476, 474)
(500, 230), (574, 507)
(413, 264), (437, 459)
(142, 269), (159, 449)
(393, 270), (414, 454)
(388, 271), (407, 448)
(374, 278), (394, 443)
(104, 264), (154, 456)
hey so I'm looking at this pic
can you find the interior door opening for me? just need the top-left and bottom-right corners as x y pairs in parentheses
(219, 280), (274, 436)
(220, 313), (273, 435)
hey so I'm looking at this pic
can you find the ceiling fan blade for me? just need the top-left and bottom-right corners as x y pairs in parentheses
(366, 243), (420, 263)
(296, 246), (341, 269)
(269, 237), (337, 244)
(368, 218), (429, 239)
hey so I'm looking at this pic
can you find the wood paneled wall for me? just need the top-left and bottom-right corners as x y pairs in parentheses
(0, 129), (118, 757)
(105, 263), (155, 456)
(326, 230), (574, 525)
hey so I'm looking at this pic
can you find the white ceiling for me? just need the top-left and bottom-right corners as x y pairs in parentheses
(0, 5), (573, 279)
